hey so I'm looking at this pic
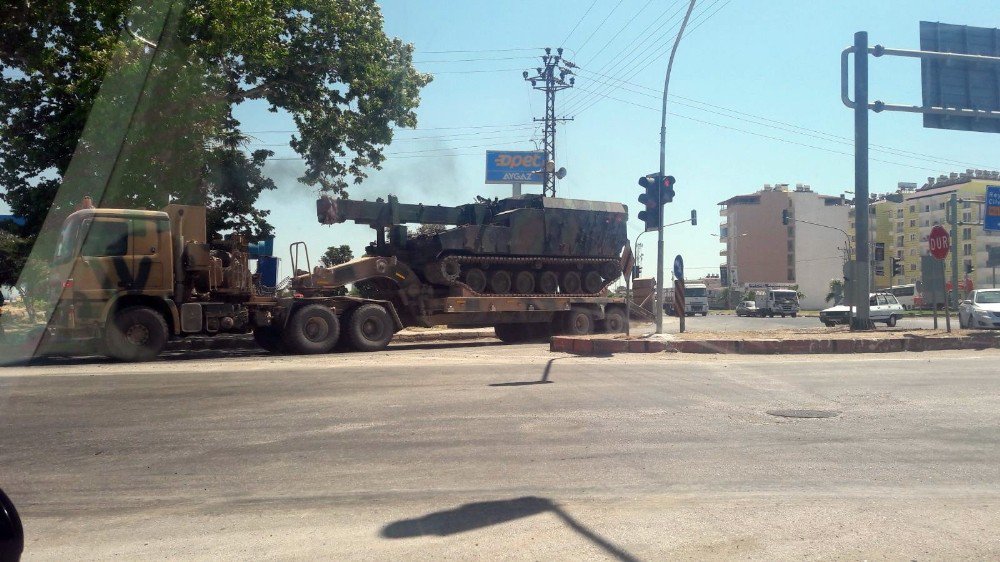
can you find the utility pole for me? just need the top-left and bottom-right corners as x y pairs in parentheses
(850, 31), (873, 330)
(524, 48), (575, 197)
(655, 0), (697, 334)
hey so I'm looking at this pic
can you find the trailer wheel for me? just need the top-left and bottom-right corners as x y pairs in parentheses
(253, 326), (286, 353)
(346, 304), (394, 352)
(104, 306), (168, 362)
(563, 308), (593, 335)
(494, 323), (527, 343)
(514, 271), (536, 294)
(488, 270), (512, 294)
(464, 268), (487, 293)
(603, 308), (626, 333)
(283, 304), (339, 354)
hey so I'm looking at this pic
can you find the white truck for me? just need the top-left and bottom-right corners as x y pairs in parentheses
(663, 282), (710, 317)
(753, 287), (800, 318)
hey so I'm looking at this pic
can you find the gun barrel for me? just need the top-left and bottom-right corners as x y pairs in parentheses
(317, 195), (483, 227)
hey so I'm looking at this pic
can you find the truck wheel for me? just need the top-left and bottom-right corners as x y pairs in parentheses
(886, 315), (897, 327)
(560, 271), (582, 294)
(253, 327), (286, 353)
(494, 323), (527, 343)
(603, 308), (626, 333)
(791, 313), (797, 318)
(104, 306), (168, 362)
(283, 304), (339, 354)
(824, 322), (836, 328)
(346, 304), (393, 352)
(563, 308), (593, 335)
(702, 312), (708, 317)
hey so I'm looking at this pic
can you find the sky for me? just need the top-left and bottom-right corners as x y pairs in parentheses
(6, 0), (1000, 282)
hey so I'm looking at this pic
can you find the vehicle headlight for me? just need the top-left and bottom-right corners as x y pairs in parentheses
(974, 310), (991, 318)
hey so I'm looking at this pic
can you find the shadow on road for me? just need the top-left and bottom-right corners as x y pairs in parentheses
(380, 496), (638, 562)
(488, 356), (567, 387)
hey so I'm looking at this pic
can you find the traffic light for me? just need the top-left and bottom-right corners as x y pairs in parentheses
(891, 257), (902, 276)
(690, 209), (697, 226)
(637, 173), (661, 231)
(637, 174), (676, 232)
(781, 209), (790, 225)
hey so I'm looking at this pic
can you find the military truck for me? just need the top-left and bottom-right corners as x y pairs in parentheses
(42, 193), (628, 361)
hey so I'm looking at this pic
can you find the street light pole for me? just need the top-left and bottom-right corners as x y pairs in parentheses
(655, 0), (697, 334)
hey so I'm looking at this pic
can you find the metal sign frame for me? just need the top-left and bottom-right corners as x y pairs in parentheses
(986, 185), (1000, 232)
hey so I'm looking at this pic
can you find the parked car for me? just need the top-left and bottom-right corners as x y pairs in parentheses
(735, 300), (757, 317)
(820, 292), (905, 327)
(958, 289), (1000, 329)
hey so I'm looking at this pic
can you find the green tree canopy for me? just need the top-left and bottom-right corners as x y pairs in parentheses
(320, 244), (354, 268)
(0, 0), (431, 257)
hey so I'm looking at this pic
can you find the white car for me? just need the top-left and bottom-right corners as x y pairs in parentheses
(820, 292), (905, 327)
(958, 289), (1000, 329)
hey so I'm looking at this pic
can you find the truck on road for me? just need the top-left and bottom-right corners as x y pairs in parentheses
(753, 287), (800, 318)
(663, 282), (709, 316)
(40, 193), (629, 361)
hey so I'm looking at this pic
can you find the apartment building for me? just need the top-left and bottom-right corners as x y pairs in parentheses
(861, 170), (1000, 293)
(719, 184), (849, 309)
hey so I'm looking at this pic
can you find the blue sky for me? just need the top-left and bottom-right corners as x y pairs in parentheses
(8, 0), (1000, 281)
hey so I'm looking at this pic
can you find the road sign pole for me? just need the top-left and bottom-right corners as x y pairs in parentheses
(852, 31), (872, 330)
(950, 193), (960, 307)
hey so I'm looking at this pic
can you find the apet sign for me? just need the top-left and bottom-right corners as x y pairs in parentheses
(485, 151), (544, 184)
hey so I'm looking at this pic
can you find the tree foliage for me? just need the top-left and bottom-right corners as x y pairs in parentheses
(0, 0), (430, 271)
(320, 244), (354, 268)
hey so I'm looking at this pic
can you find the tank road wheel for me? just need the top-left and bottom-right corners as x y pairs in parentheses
(346, 304), (394, 352)
(600, 261), (621, 281)
(253, 326), (287, 353)
(602, 307), (626, 333)
(283, 304), (340, 354)
(583, 270), (604, 294)
(489, 270), (512, 294)
(563, 307), (593, 335)
(464, 268), (487, 293)
(514, 271), (536, 294)
(538, 271), (559, 294)
(104, 306), (169, 362)
(560, 271), (582, 294)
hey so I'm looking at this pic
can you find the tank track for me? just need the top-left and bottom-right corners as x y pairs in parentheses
(441, 255), (621, 297)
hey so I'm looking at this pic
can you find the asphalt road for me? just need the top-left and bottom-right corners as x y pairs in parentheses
(1, 346), (998, 560)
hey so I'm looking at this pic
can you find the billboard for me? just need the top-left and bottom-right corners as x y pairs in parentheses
(919, 21), (1000, 134)
(485, 151), (544, 184)
(986, 185), (1000, 231)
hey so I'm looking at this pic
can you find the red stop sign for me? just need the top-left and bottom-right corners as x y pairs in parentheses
(928, 225), (950, 260)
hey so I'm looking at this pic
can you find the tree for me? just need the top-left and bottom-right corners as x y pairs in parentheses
(321, 245), (354, 268)
(825, 279), (844, 304)
(408, 224), (447, 239)
(0, 0), (431, 271)
(319, 244), (353, 296)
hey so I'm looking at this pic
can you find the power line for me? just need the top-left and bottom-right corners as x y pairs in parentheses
(566, 0), (729, 115)
(246, 122), (534, 135)
(571, 0), (626, 58)
(577, 0), (662, 68)
(417, 47), (543, 54)
(569, 86), (957, 173)
(413, 55), (537, 63)
(560, 0), (601, 47)
(560, 0), (695, 113)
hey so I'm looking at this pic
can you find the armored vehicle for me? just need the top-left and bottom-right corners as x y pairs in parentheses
(316, 193), (628, 297)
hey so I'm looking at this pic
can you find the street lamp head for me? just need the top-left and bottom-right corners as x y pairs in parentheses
(522, 71), (529, 79)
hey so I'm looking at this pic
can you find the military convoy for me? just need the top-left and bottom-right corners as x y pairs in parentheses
(40, 193), (629, 361)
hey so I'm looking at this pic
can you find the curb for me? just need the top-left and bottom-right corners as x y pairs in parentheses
(165, 329), (498, 353)
(549, 334), (1000, 356)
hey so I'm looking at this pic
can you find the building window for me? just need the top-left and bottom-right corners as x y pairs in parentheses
(963, 201), (971, 209)
(964, 259), (973, 274)
(939, 202), (946, 210)
(896, 209), (903, 218)
(923, 220), (930, 227)
(909, 234), (916, 241)
(787, 240), (794, 252)
(787, 269), (795, 281)
(909, 219), (916, 227)
(910, 263), (917, 271)
(925, 205), (930, 212)
(897, 236), (904, 246)
(963, 228), (972, 240)
(896, 223), (903, 233)
(963, 211), (972, 222)
(787, 226), (794, 238)
(897, 250), (904, 259)
(963, 243), (972, 256)
(909, 205), (915, 213)
(910, 248), (916, 256)
(787, 254), (795, 266)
